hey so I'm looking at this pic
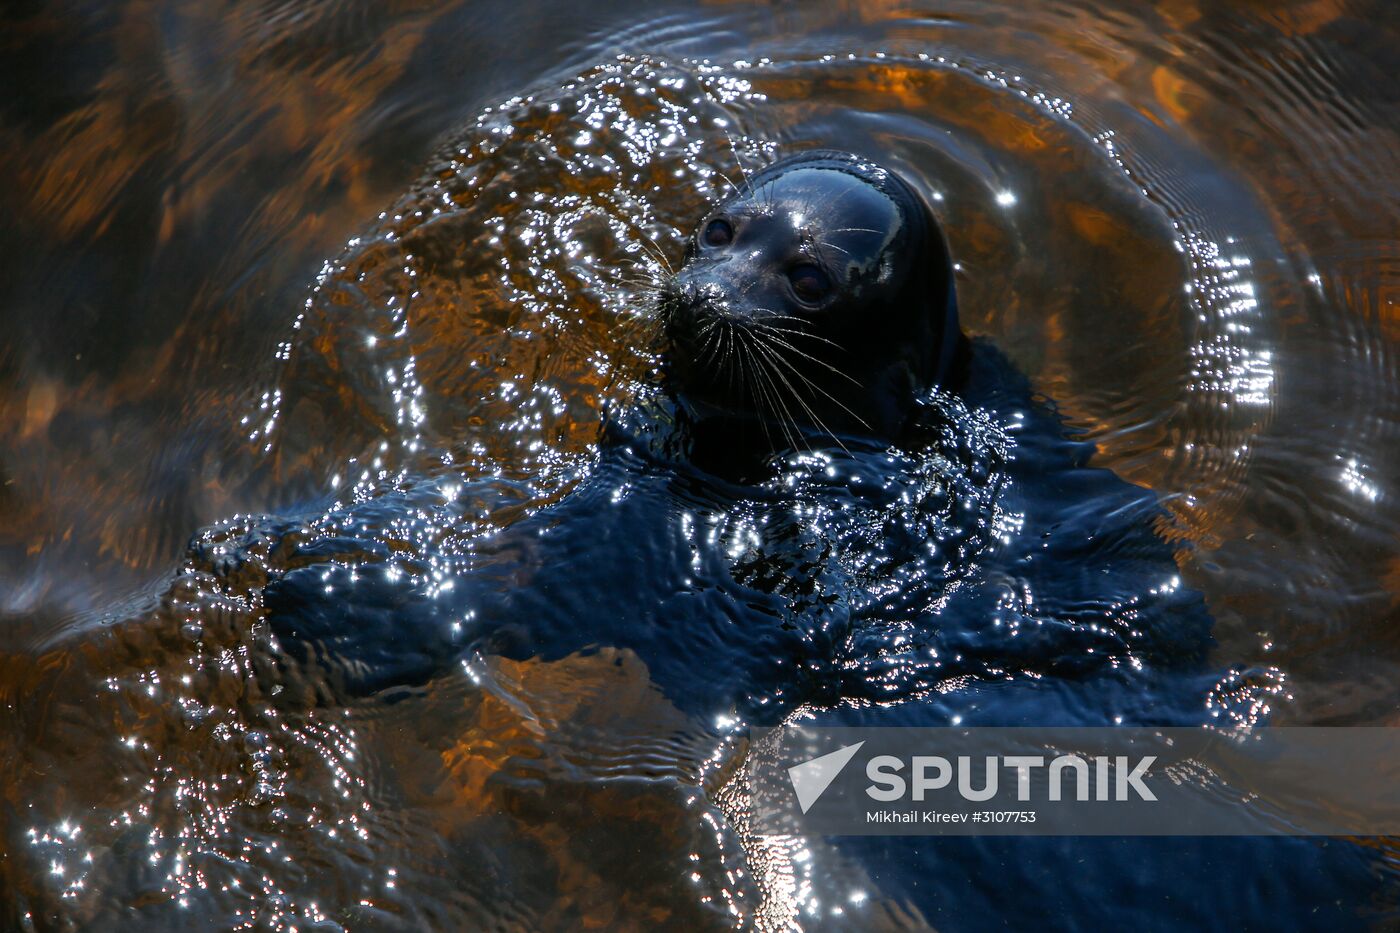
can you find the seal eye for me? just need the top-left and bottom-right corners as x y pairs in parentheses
(788, 263), (831, 303)
(702, 218), (733, 248)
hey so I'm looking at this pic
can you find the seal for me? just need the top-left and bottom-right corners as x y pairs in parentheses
(661, 149), (963, 444)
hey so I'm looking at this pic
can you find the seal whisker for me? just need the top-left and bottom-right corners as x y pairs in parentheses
(744, 330), (850, 453)
(736, 329), (793, 452)
(749, 322), (843, 351)
(727, 320), (765, 438)
(610, 258), (665, 288)
(745, 328), (872, 433)
(750, 342), (828, 449)
(746, 312), (822, 326)
(617, 256), (666, 274)
(633, 235), (676, 275)
(723, 130), (754, 195)
(612, 274), (662, 294)
(751, 352), (866, 455)
(746, 326), (864, 387)
(738, 324), (807, 453)
(758, 355), (809, 453)
(747, 320), (840, 351)
(614, 271), (665, 292)
(710, 166), (744, 200)
(816, 239), (853, 258)
(612, 268), (660, 283)
(697, 315), (726, 366)
(721, 317), (741, 399)
(736, 322), (813, 445)
(745, 315), (846, 351)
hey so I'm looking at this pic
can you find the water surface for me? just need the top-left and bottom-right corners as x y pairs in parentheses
(2, 0), (1399, 929)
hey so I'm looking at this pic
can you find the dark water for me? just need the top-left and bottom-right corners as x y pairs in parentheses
(3, 0), (1400, 929)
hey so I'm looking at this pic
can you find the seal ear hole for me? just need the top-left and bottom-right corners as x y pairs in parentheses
(702, 218), (734, 248)
(788, 262), (831, 303)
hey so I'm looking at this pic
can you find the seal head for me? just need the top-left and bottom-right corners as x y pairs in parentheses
(662, 149), (961, 442)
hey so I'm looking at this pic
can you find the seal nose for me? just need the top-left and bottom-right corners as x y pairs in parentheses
(663, 273), (728, 350)
(679, 272), (727, 310)
(684, 280), (726, 314)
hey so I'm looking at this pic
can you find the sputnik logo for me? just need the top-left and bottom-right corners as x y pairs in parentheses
(787, 741), (865, 813)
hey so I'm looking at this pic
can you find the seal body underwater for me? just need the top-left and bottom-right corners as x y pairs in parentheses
(264, 148), (1211, 710)
(661, 149), (965, 444)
